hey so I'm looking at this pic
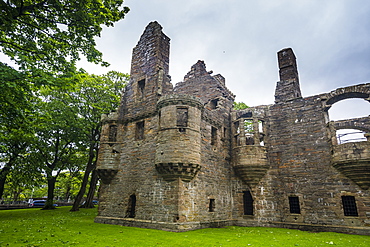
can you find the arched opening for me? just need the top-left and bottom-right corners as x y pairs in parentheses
(328, 98), (370, 121)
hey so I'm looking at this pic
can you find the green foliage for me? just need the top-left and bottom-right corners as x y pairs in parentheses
(0, 0), (130, 74)
(55, 171), (84, 201)
(233, 101), (249, 110)
(0, 70), (128, 205)
(0, 207), (369, 246)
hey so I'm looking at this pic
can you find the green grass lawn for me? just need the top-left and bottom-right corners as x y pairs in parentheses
(0, 207), (369, 246)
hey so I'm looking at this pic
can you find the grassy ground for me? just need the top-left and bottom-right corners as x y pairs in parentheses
(0, 207), (369, 246)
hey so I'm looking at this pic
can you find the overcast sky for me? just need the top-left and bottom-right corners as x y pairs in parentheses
(3, 0), (370, 119)
(79, 0), (370, 109)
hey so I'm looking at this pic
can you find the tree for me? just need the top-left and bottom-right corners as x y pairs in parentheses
(0, 63), (35, 200)
(233, 101), (249, 110)
(70, 71), (128, 211)
(28, 85), (85, 209)
(0, 0), (130, 74)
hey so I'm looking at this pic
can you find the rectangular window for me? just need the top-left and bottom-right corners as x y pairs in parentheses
(176, 107), (188, 127)
(211, 126), (217, 146)
(243, 191), (254, 215)
(108, 125), (117, 143)
(289, 196), (301, 214)
(342, 196), (358, 216)
(138, 79), (145, 99)
(209, 199), (215, 212)
(135, 121), (144, 140)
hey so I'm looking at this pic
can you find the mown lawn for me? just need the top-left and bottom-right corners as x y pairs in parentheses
(0, 207), (369, 246)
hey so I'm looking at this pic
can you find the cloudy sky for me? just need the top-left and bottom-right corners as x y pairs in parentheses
(80, 0), (370, 111)
(4, 0), (370, 119)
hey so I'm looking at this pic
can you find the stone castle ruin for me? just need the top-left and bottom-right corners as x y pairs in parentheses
(94, 21), (370, 235)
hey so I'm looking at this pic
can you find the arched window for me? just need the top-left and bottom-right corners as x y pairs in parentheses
(328, 98), (370, 121)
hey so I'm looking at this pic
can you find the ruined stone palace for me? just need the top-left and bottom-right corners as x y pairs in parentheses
(95, 21), (370, 235)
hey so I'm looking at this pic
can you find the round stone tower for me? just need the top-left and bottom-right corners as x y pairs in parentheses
(155, 94), (203, 182)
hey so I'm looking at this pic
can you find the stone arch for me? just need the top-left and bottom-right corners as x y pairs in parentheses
(324, 83), (370, 110)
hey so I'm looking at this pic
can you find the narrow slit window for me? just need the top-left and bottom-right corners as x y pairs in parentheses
(138, 79), (145, 99)
(289, 196), (301, 214)
(243, 191), (254, 215)
(136, 121), (144, 140)
(211, 126), (217, 146)
(209, 199), (215, 212)
(108, 125), (118, 142)
(342, 196), (358, 216)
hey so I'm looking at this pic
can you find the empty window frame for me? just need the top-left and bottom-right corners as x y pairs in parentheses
(243, 191), (254, 215)
(137, 79), (145, 99)
(125, 194), (136, 218)
(209, 99), (219, 109)
(135, 121), (144, 140)
(342, 196), (358, 216)
(209, 199), (215, 212)
(211, 126), (217, 146)
(289, 196), (301, 214)
(108, 125), (118, 142)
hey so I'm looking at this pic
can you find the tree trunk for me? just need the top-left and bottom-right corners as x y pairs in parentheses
(44, 175), (57, 210)
(81, 169), (98, 208)
(70, 145), (96, 211)
(0, 164), (11, 199)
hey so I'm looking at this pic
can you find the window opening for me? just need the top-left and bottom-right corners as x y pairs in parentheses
(126, 194), (136, 218)
(209, 199), (215, 212)
(108, 125), (117, 143)
(211, 127), (217, 146)
(136, 121), (144, 140)
(336, 129), (366, 144)
(342, 196), (358, 216)
(289, 196), (301, 214)
(243, 191), (254, 215)
(244, 119), (254, 145)
(138, 79), (145, 99)
(258, 120), (265, 146)
(328, 98), (370, 121)
(234, 121), (240, 134)
(223, 127), (227, 138)
(209, 99), (219, 109)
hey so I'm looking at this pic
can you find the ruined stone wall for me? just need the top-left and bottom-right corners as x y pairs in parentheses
(96, 21), (370, 234)
(267, 95), (370, 228)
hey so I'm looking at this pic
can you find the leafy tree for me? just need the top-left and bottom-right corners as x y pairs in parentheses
(55, 170), (84, 202)
(70, 71), (128, 211)
(27, 85), (85, 209)
(233, 101), (249, 110)
(0, 0), (130, 74)
(0, 63), (36, 199)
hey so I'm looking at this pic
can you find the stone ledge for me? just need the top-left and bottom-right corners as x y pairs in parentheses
(94, 216), (231, 232)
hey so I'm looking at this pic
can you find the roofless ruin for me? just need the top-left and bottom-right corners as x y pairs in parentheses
(94, 21), (370, 235)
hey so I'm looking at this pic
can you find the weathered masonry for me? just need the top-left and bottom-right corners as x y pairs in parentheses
(95, 21), (370, 235)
